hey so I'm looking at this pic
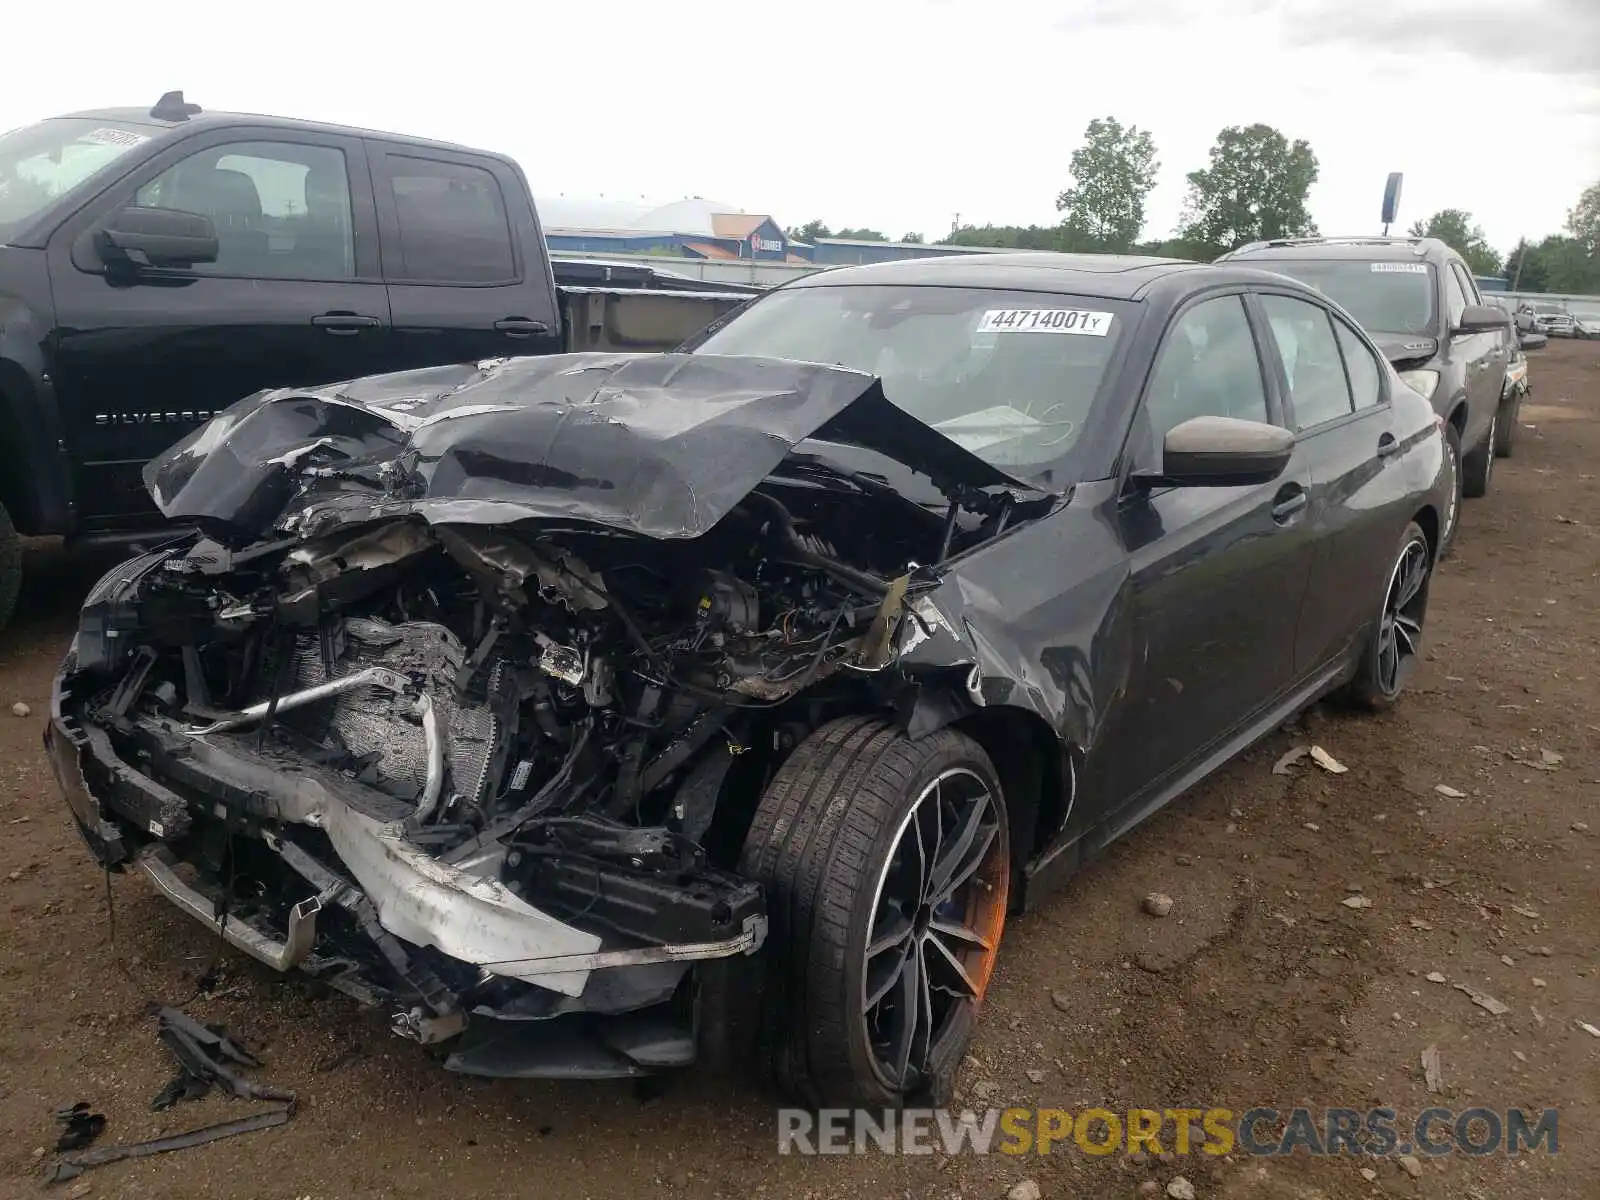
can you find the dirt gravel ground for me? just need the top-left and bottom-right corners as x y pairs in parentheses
(1, 341), (1596, 1200)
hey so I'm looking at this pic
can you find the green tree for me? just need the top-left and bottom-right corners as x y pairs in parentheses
(1407, 209), (1502, 276)
(785, 219), (832, 243)
(1179, 124), (1319, 258)
(900, 232), (925, 244)
(834, 228), (887, 241)
(940, 223), (1064, 250)
(1505, 234), (1600, 294)
(1566, 180), (1600, 252)
(1056, 116), (1160, 252)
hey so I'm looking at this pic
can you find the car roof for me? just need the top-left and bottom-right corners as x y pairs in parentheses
(786, 251), (1332, 302)
(1222, 236), (1454, 265)
(54, 105), (498, 160)
(788, 252), (1218, 300)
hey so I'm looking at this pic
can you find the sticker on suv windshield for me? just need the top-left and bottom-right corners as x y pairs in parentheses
(1370, 263), (1428, 274)
(977, 308), (1113, 335)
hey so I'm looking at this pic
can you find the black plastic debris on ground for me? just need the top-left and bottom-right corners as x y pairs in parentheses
(44, 1006), (296, 1185)
(152, 1006), (295, 1109)
(52, 1103), (106, 1152)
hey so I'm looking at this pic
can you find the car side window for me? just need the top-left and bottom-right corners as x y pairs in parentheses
(132, 141), (355, 280)
(1332, 317), (1383, 409)
(1141, 296), (1269, 449)
(1261, 295), (1354, 430)
(1444, 266), (1469, 329)
(382, 155), (515, 284)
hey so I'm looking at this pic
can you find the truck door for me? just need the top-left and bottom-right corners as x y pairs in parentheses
(368, 143), (561, 368)
(45, 130), (389, 533)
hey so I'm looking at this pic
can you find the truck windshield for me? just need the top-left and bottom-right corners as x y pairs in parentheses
(0, 118), (156, 239)
(686, 283), (1132, 479)
(1252, 259), (1437, 336)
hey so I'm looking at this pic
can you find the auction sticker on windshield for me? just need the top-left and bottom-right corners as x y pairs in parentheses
(977, 309), (1113, 335)
(1370, 263), (1429, 274)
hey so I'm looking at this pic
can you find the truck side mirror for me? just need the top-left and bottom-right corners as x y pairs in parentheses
(97, 206), (219, 270)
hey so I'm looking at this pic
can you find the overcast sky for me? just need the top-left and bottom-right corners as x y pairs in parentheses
(6, 0), (1597, 252)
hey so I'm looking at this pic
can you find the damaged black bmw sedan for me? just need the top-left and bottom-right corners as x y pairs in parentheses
(47, 253), (1451, 1106)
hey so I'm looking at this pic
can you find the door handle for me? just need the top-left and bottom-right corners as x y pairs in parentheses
(1376, 432), (1401, 459)
(1271, 486), (1308, 525)
(311, 312), (381, 335)
(494, 317), (550, 338)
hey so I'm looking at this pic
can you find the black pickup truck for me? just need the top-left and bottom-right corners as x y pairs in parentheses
(0, 92), (754, 630)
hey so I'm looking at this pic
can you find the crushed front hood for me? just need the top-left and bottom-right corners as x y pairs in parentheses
(144, 352), (1038, 543)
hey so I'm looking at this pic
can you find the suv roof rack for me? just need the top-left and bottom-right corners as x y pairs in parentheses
(1229, 235), (1440, 258)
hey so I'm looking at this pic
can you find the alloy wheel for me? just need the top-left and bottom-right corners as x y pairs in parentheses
(861, 767), (1007, 1092)
(1377, 536), (1430, 697)
(1442, 439), (1460, 544)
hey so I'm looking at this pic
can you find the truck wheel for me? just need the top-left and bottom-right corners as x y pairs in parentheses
(740, 716), (1010, 1108)
(1438, 423), (1462, 558)
(1462, 411), (1495, 499)
(0, 501), (20, 634)
(1493, 390), (1520, 459)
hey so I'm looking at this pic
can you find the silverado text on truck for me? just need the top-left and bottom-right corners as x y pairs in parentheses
(0, 92), (753, 629)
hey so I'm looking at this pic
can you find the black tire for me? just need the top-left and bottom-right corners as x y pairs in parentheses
(1438, 422), (1463, 558)
(0, 501), (20, 635)
(1493, 389), (1520, 459)
(1344, 520), (1433, 712)
(740, 716), (1010, 1108)
(1462, 409), (1496, 499)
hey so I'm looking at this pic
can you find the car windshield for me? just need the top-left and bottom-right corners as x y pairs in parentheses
(0, 118), (156, 239)
(1251, 259), (1437, 336)
(686, 283), (1133, 481)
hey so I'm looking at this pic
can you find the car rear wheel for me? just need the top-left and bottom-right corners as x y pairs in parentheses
(1344, 520), (1432, 711)
(0, 501), (20, 634)
(740, 716), (1010, 1107)
(1462, 410), (1496, 498)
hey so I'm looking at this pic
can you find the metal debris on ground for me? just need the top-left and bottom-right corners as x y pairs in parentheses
(1454, 982), (1511, 1016)
(1434, 784), (1467, 798)
(1421, 1043), (1445, 1093)
(51, 1103), (106, 1152)
(1310, 746), (1347, 774)
(43, 1006), (295, 1185)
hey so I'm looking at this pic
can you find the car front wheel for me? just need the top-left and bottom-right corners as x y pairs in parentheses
(1344, 520), (1433, 711)
(741, 716), (1010, 1107)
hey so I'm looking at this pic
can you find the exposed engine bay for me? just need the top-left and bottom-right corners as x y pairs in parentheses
(49, 352), (1056, 1077)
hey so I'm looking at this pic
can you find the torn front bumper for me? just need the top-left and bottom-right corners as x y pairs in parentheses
(47, 647), (767, 1077)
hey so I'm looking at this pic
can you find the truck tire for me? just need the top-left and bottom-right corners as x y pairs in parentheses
(1462, 409), (1496, 499)
(1493, 389), (1520, 459)
(0, 500), (20, 634)
(740, 716), (1010, 1108)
